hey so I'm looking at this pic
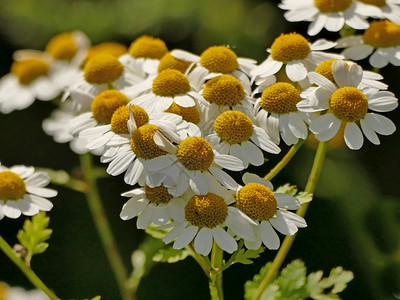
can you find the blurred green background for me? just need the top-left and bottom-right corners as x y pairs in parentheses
(0, 0), (399, 299)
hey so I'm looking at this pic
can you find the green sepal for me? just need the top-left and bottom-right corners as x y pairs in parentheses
(152, 247), (190, 263)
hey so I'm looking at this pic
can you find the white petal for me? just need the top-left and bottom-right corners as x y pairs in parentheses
(194, 227), (213, 256)
(242, 172), (273, 190)
(26, 187), (57, 198)
(3, 204), (22, 219)
(173, 226), (198, 249)
(241, 141), (265, 166)
(286, 61), (308, 82)
(309, 114), (341, 141)
(370, 50), (389, 68)
(189, 171), (208, 195)
(213, 153), (245, 171)
(325, 13), (345, 32)
(360, 119), (380, 145)
(344, 122), (364, 150)
(307, 14), (328, 36)
(107, 152), (136, 176)
(208, 166), (240, 190)
(269, 211), (298, 235)
(27, 194), (53, 211)
(124, 159), (145, 185)
(25, 172), (49, 187)
(260, 221), (280, 250)
(163, 222), (188, 244)
(275, 193), (301, 210)
(120, 198), (147, 220)
(279, 210), (307, 228)
(288, 112), (308, 139)
(364, 113), (396, 135)
(342, 45), (373, 61)
(212, 226), (237, 254)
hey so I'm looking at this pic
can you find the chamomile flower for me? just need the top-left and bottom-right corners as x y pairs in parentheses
(0, 165), (56, 219)
(251, 33), (343, 83)
(336, 20), (400, 68)
(356, 0), (400, 25)
(82, 41), (128, 67)
(0, 282), (50, 300)
(298, 60), (397, 149)
(278, 0), (369, 36)
(235, 173), (307, 250)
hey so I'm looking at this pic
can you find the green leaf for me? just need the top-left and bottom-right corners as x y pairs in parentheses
(144, 224), (170, 240)
(244, 262), (273, 300)
(275, 260), (308, 300)
(152, 247), (190, 263)
(229, 247), (264, 266)
(275, 184), (313, 204)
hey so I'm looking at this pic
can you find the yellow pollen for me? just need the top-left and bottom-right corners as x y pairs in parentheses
(0, 171), (26, 201)
(145, 184), (173, 204)
(83, 42), (128, 68)
(363, 20), (400, 48)
(91, 90), (129, 124)
(270, 33), (311, 62)
(129, 35), (168, 59)
(84, 54), (123, 84)
(152, 69), (191, 97)
(202, 75), (245, 106)
(261, 82), (301, 114)
(185, 193), (228, 228)
(329, 87), (368, 122)
(165, 102), (200, 124)
(236, 183), (277, 221)
(315, 59), (339, 83)
(130, 124), (167, 159)
(314, 0), (353, 13)
(214, 110), (253, 144)
(158, 52), (191, 73)
(45, 32), (77, 60)
(358, 0), (386, 7)
(177, 137), (214, 171)
(11, 59), (49, 85)
(200, 46), (238, 74)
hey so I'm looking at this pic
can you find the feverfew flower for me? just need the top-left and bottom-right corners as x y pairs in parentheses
(356, 0), (400, 25)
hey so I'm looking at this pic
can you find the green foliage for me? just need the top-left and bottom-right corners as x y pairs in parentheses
(224, 245), (264, 270)
(275, 184), (313, 204)
(153, 247), (191, 263)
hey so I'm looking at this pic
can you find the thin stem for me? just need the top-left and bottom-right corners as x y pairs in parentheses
(253, 141), (329, 300)
(210, 242), (224, 300)
(187, 243), (211, 278)
(0, 236), (59, 300)
(79, 153), (132, 300)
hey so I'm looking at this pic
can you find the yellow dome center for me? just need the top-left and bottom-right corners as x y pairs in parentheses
(177, 137), (214, 171)
(145, 184), (173, 204)
(202, 75), (245, 106)
(84, 54), (123, 84)
(270, 33), (311, 62)
(315, 59), (339, 83)
(0, 171), (26, 201)
(363, 20), (400, 48)
(235, 183), (277, 221)
(91, 90), (129, 124)
(152, 69), (191, 97)
(130, 124), (167, 159)
(260, 82), (301, 114)
(329, 87), (368, 122)
(83, 42), (128, 67)
(200, 46), (239, 74)
(11, 59), (49, 85)
(185, 193), (228, 228)
(165, 102), (200, 124)
(214, 110), (254, 144)
(358, 0), (385, 7)
(129, 35), (168, 59)
(158, 52), (191, 73)
(314, 0), (353, 13)
(45, 32), (78, 60)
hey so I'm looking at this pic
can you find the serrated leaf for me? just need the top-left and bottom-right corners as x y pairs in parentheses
(244, 262), (272, 300)
(296, 191), (313, 204)
(275, 184), (313, 204)
(152, 247), (190, 263)
(275, 260), (308, 300)
(232, 247), (264, 265)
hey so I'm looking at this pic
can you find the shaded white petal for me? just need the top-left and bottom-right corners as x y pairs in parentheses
(173, 225), (198, 249)
(309, 114), (341, 141)
(212, 226), (237, 254)
(242, 172), (273, 190)
(144, 155), (177, 172)
(124, 159), (145, 185)
(107, 151), (136, 176)
(325, 13), (345, 32)
(279, 210), (307, 228)
(10, 166), (35, 178)
(27, 194), (53, 211)
(225, 207), (256, 241)
(344, 122), (364, 150)
(25, 172), (49, 187)
(307, 14), (328, 36)
(275, 193), (301, 210)
(269, 211), (298, 235)
(260, 221), (280, 250)
(189, 171), (208, 194)
(360, 119), (380, 145)
(3, 204), (22, 219)
(288, 112), (308, 139)
(26, 187), (57, 198)
(213, 153), (245, 171)
(364, 113), (396, 135)
(251, 126), (281, 153)
(342, 45), (373, 61)
(286, 61), (308, 81)
(120, 198), (147, 220)
(241, 141), (265, 166)
(208, 166), (240, 190)
(163, 222), (188, 244)
(194, 227), (213, 256)
(370, 50), (389, 68)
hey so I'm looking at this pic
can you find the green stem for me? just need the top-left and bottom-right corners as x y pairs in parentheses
(0, 236), (59, 300)
(79, 153), (132, 300)
(253, 141), (329, 300)
(210, 242), (224, 300)
(188, 243), (211, 278)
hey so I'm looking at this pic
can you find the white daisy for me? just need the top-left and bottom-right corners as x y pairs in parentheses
(0, 282), (50, 300)
(356, 0), (400, 25)
(0, 165), (57, 219)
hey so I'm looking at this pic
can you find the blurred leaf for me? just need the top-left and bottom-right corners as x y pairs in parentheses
(275, 184), (313, 204)
(144, 225), (170, 240)
(153, 247), (190, 263)
(275, 260), (308, 300)
(244, 262), (273, 300)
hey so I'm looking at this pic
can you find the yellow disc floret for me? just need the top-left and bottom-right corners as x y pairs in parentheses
(270, 33), (311, 62)
(111, 104), (149, 134)
(315, 59), (339, 83)
(0, 171), (26, 201)
(314, 0), (352, 13)
(185, 193), (228, 228)
(363, 20), (400, 48)
(145, 184), (173, 204)
(202, 75), (245, 106)
(236, 183), (277, 221)
(129, 35), (168, 59)
(200, 46), (238, 74)
(357, 0), (386, 7)
(84, 54), (123, 84)
(130, 124), (167, 159)
(11, 59), (49, 85)
(329, 87), (368, 122)
(177, 137), (214, 171)
(214, 110), (253, 144)
(165, 102), (200, 124)
(83, 42), (128, 67)
(91, 90), (129, 124)
(152, 69), (191, 97)
(260, 82), (301, 114)
(158, 52), (191, 73)
(45, 32), (77, 60)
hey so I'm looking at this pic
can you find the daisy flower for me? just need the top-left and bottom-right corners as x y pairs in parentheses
(0, 282), (50, 300)
(251, 32), (343, 83)
(82, 41), (128, 67)
(235, 173), (307, 250)
(356, 0), (400, 25)
(0, 165), (57, 219)
(298, 60), (397, 149)
(278, 0), (369, 36)
(336, 20), (400, 68)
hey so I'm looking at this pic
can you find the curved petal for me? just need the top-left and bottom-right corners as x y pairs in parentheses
(194, 227), (213, 256)
(260, 221), (280, 250)
(212, 226), (237, 254)
(344, 122), (364, 150)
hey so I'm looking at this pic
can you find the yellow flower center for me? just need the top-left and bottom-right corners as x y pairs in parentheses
(158, 52), (191, 73)
(129, 35), (168, 59)
(91, 90), (129, 124)
(363, 20), (400, 48)
(358, 0), (385, 7)
(214, 110), (253, 144)
(270, 33), (311, 62)
(83, 42), (128, 67)
(111, 104), (149, 134)
(260, 82), (301, 114)
(152, 69), (191, 97)
(0, 282), (9, 299)
(11, 59), (49, 85)
(145, 184), (173, 204)
(45, 32), (78, 60)
(235, 183), (277, 221)
(314, 0), (353, 13)
(165, 102), (200, 124)
(0, 171), (26, 201)
(329, 87), (368, 122)
(84, 54), (123, 84)
(202, 75), (245, 106)
(200, 46), (238, 74)
(130, 124), (167, 159)
(185, 193), (228, 228)
(315, 59), (339, 83)
(177, 137), (214, 171)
